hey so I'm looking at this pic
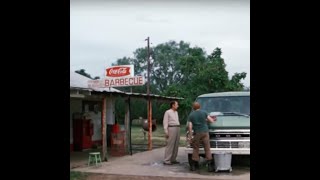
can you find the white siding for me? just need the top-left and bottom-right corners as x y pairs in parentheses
(88, 111), (102, 141)
(106, 97), (115, 125)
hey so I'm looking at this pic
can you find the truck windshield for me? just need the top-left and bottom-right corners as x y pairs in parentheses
(196, 96), (250, 115)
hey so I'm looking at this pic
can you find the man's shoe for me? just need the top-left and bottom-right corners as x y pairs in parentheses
(207, 160), (214, 172)
(190, 160), (199, 171)
(171, 160), (180, 164)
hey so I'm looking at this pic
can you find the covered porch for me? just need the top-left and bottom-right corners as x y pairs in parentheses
(70, 71), (183, 163)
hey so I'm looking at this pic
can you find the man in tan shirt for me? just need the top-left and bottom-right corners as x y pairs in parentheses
(163, 101), (180, 165)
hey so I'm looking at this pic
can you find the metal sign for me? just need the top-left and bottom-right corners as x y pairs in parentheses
(105, 65), (134, 78)
(88, 76), (145, 88)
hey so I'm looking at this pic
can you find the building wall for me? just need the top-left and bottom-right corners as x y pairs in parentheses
(106, 96), (115, 125)
(89, 111), (101, 142)
(87, 96), (115, 144)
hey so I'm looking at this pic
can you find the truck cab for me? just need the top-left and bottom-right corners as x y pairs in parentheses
(185, 91), (250, 165)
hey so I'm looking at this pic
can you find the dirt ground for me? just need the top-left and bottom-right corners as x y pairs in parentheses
(84, 173), (247, 180)
(72, 147), (250, 180)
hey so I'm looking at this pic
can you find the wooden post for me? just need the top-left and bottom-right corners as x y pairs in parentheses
(125, 97), (130, 153)
(101, 96), (107, 161)
(148, 97), (152, 150)
(146, 36), (153, 151)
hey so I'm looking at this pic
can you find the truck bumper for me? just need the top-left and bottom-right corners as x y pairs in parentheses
(185, 147), (250, 155)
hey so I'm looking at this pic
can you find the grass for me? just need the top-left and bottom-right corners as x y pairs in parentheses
(70, 171), (88, 180)
(130, 124), (187, 147)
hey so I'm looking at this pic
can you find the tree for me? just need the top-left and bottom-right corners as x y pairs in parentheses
(75, 69), (100, 80)
(150, 41), (191, 92)
(111, 41), (248, 124)
(75, 69), (92, 79)
(227, 72), (247, 91)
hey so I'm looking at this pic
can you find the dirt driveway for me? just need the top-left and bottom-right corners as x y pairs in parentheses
(72, 147), (250, 180)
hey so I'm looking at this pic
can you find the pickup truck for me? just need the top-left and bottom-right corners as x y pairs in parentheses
(185, 91), (250, 169)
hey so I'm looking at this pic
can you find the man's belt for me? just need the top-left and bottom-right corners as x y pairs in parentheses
(168, 125), (180, 127)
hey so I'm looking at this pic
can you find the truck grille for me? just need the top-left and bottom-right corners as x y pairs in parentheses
(210, 141), (239, 148)
(209, 133), (250, 138)
(186, 131), (250, 149)
(189, 141), (249, 148)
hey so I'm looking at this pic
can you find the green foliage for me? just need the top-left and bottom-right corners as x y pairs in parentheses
(75, 69), (100, 80)
(110, 40), (247, 125)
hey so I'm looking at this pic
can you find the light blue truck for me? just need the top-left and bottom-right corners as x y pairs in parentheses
(185, 91), (250, 168)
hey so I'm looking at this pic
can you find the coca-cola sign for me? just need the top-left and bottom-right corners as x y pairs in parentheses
(105, 65), (134, 77)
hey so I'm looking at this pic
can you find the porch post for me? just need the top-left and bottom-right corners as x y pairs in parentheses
(148, 97), (152, 150)
(125, 97), (130, 154)
(101, 96), (107, 161)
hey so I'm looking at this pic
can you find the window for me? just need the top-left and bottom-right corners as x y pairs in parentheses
(196, 96), (250, 115)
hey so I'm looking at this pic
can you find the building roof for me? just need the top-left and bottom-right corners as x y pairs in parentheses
(198, 91), (250, 98)
(70, 71), (183, 101)
(91, 91), (184, 101)
(70, 71), (122, 93)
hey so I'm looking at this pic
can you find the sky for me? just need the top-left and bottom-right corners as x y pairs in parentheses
(70, 0), (250, 86)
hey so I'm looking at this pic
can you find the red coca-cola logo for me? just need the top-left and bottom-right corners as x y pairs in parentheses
(106, 66), (131, 77)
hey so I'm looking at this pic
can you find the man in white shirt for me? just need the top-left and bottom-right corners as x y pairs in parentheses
(163, 101), (180, 165)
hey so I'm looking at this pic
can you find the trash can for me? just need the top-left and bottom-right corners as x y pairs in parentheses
(110, 131), (126, 156)
(214, 152), (232, 172)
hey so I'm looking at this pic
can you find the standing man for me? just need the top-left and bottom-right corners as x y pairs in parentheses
(187, 102), (216, 171)
(163, 101), (180, 165)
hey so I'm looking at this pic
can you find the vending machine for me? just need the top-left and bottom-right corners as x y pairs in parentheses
(73, 116), (93, 151)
